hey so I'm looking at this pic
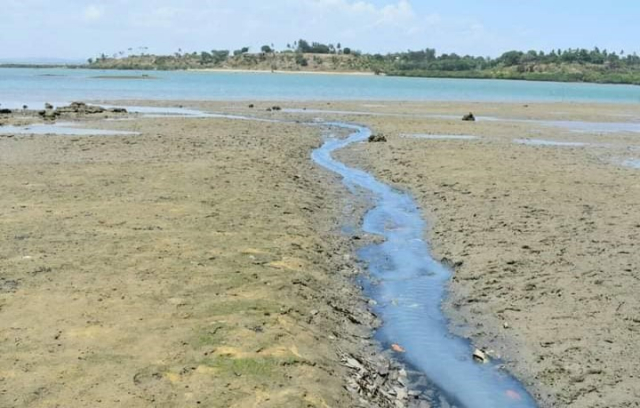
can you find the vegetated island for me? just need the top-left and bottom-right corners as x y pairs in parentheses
(7, 39), (640, 85)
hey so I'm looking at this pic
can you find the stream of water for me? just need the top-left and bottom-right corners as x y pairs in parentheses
(312, 123), (538, 408)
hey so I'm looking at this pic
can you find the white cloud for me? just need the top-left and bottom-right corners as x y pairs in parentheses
(83, 4), (104, 21)
(5, 0), (612, 59)
(303, 0), (420, 30)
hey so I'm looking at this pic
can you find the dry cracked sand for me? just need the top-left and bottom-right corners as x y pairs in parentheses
(1, 101), (640, 408)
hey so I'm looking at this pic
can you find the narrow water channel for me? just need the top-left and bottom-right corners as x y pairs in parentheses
(312, 123), (538, 408)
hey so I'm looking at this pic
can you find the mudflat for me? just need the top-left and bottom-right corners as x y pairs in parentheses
(1, 100), (639, 408)
(0, 109), (392, 407)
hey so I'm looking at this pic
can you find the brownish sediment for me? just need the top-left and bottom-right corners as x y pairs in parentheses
(0, 109), (423, 408)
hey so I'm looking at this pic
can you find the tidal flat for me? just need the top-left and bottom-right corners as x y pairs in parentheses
(1, 100), (639, 407)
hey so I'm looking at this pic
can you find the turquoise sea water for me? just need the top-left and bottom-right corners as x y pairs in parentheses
(1, 68), (640, 107)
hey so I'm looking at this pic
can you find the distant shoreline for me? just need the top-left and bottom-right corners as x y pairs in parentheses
(189, 68), (377, 76)
(1, 64), (639, 87)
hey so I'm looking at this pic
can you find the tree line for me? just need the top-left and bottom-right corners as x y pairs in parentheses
(85, 41), (640, 85)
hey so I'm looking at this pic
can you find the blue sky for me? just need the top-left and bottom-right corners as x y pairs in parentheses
(1, 0), (638, 60)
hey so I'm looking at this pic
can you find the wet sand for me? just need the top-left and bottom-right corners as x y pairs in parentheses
(2, 101), (640, 407)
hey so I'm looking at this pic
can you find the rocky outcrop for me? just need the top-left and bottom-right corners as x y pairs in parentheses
(38, 102), (128, 121)
(39, 109), (58, 121)
(55, 102), (106, 115)
(368, 133), (387, 143)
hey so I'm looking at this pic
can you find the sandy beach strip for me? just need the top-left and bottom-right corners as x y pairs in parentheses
(188, 68), (376, 76)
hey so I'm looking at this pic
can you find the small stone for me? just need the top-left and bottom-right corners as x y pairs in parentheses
(394, 387), (408, 400)
(462, 112), (476, 121)
(391, 344), (405, 353)
(368, 133), (387, 143)
(473, 348), (489, 364)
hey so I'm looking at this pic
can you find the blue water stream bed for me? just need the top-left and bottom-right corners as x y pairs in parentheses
(313, 123), (538, 408)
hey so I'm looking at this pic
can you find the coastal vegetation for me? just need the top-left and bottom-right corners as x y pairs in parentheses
(8, 39), (640, 85)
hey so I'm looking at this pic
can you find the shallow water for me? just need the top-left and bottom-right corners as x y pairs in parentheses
(3, 67), (640, 106)
(622, 158), (640, 169)
(0, 122), (139, 136)
(284, 107), (640, 134)
(513, 138), (589, 147)
(312, 124), (537, 408)
(403, 134), (479, 140)
(283, 107), (457, 120)
(537, 120), (640, 133)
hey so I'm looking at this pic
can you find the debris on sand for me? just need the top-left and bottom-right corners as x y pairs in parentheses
(472, 348), (489, 364)
(391, 343), (406, 353)
(341, 352), (430, 408)
(462, 112), (476, 121)
(368, 133), (387, 143)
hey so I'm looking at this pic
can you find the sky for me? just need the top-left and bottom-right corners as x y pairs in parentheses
(1, 0), (639, 61)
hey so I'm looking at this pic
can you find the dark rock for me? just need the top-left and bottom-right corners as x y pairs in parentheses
(39, 109), (59, 121)
(271, 106), (282, 111)
(0, 109), (12, 115)
(57, 102), (106, 114)
(368, 133), (387, 143)
(462, 112), (476, 121)
(248, 104), (255, 108)
(441, 257), (464, 270)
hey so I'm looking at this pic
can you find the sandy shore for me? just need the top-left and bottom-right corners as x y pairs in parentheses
(188, 68), (376, 76)
(2, 100), (640, 407)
